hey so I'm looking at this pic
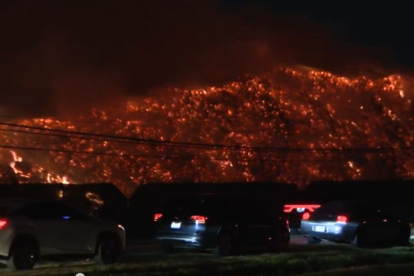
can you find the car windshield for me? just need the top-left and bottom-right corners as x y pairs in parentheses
(163, 196), (216, 214)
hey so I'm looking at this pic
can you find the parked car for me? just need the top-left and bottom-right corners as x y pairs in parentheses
(300, 200), (411, 247)
(154, 194), (290, 256)
(0, 199), (125, 270)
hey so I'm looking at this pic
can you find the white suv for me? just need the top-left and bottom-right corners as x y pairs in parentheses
(0, 200), (125, 270)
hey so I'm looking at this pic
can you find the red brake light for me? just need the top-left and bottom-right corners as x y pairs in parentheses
(0, 220), (7, 229)
(302, 212), (310, 220)
(337, 215), (348, 224)
(154, 213), (163, 222)
(191, 215), (207, 224)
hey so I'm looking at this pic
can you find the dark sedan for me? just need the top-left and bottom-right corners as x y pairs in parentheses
(300, 200), (411, 247)
(154, 195), (290, 256)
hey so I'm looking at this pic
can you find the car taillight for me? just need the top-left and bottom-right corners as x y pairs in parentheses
(0, 220), (7, 230)
(302, 212), (310, 220)
(153, 213), (163, 222)
(191, 215), (207, 224)
(284, 204), (321, 213)
(337, 215), (348, 224)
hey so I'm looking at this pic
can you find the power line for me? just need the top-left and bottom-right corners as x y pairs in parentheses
(0, 144), (394, 163)
(0, 144), (220, 159)
(0, 127), (237, 150)
(1, 121), (414, 153)
(0, 115), (302, 134)
(0, 122), (232, 150)
(0, 128), (159, 147)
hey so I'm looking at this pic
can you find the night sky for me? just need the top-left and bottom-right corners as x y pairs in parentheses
(227, 1), (414, 69)
(0, 0), (413, 117)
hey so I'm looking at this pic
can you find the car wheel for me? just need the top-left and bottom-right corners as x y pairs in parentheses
(352, 231), (367, 248)
(307, 236), (321, 244)
(7, 240), (37, 271)
(213, 233), (233, 257)
(95, 236), (119, 265)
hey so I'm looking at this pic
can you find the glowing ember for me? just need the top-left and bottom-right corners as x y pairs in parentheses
(1, 68), (414, 195)
(86, 192), (104, 208)
(9, 151), (25, 177)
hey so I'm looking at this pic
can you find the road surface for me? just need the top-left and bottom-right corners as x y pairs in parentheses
(0, 235), (321, 273)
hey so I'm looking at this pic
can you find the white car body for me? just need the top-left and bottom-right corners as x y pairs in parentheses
(0, 200), (125, 265)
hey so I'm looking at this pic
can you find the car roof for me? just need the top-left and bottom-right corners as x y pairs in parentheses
(0, 198), (63, 207)
(321, 200), (392, 210)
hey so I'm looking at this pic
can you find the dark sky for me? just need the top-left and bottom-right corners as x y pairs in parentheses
(0, 0), (411, 117)
(228, 1), (414, 69)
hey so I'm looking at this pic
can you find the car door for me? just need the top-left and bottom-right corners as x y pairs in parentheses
(54, 203), (96, 254)
(234, 200), (273, 247)
(22, 202), (76, 254)
(245, 203), (274, 246)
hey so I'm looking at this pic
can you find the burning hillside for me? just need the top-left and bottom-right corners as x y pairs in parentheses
(0, 68), (413, 195)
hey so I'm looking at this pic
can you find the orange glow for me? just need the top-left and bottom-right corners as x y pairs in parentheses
(302, 212), (310, 220)
(61, 176), (70, 185)
(9, 150), (29, 178)
(284, 204), (321, 213)
(85, 192), (104, 207)
(0, 68), (413, 195)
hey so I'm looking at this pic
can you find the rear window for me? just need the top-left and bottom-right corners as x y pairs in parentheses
(317, 201), (392, 215)
(163, 198), (203, 213)
(163, 196), (234, 216)
(314, 201), (350, 214)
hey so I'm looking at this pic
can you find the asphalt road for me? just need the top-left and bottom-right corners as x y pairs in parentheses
(0, 235), (320, 273)
(126, 235), (309, 253)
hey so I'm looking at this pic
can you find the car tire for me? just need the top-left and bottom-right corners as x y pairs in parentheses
(94, 236), (119, 265)
(7, 240), (37, 271)
(213, 233), (233, 257)
(352, 231), (367, 248)
(307, 236), (322, 244)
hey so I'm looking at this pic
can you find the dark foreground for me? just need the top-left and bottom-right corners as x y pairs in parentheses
(2, 237), (414, 276)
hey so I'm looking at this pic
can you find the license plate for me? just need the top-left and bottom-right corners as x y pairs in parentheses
(171, 222), (181, 229)
(314, 226), (326, 232)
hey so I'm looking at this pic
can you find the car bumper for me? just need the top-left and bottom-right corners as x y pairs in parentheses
(301, 222), (356, 242)
(155, 232), (208, 249)
(0, 229), (13, 258)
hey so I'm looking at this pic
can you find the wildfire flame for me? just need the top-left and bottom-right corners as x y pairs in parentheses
(1, 68), (414, 195)
(9, 150), (25, 177)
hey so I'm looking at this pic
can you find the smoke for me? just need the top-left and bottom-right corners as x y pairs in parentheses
(0, 0), (395, 118)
